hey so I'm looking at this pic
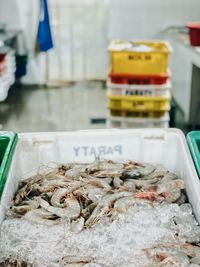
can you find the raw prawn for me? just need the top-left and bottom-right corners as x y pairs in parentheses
(121, 163), (155, 180)
(85, 191), (133, 227)
(39, 197), (80, 219)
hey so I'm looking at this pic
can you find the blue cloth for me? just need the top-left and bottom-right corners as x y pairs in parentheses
(37, 0), (53, 52)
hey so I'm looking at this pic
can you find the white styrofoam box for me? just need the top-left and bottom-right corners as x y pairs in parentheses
(107, 81), (172, 96)
(107, 113), (169, 129)
(0, 129), (200, 226)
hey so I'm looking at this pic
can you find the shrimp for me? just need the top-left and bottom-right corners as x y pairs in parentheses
(24, 208), (59, 226)
(65, 167), (86, 178)
(51, 188), (69, 207)
(15, 175), (46, 205)
(143, 168), (170, 181)
(72, 177), (111, 202)
(60, 256), (93, 265)
(160, 172), (178, 184)
(121, 163), (155, 180)
(0, 258), (33, 267)
(11, 199), (39, 215)
(159, 253), (189, 267)
(10, 205), (32, 215)
(50, 180), (85, 197)
(113, 177), (123, 189)
(80, 173), (112, 187)
(85, 157), (102, 174)
(113, 196), (151, 215)
(146, 243), (200, 265)
(185, 244), (200, 264)
(101, 177), (112, 185)
(134, 191), (161, 201)
(14, 183), (33, 205)
(113, 196), (136, 214)
(144, 246), (190, 267)
(18, 174), (44, 188)
(95, 170), (122, 178)
(44, 169), (59, 179)
(176, 192), (187, 205)
(41, 178), (69, 188)
(85, 192), (133, 227)
(37, 181), (69, 195)
(86, 186), (106, 202)
(123, 160), (139, 169)
(39, 197), (80, 219)
(157, 179), (184, 203)
(154, 243), (196, 256)
(121, 180), (136, 192)
(70, 217), (85, 233)
(132, 178), (159, 189)
(87, 178), (111, 192)
(86, 157), (123, 174)
(81, 202), (97, 219)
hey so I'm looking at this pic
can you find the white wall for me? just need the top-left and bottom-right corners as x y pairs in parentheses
(109, 0), (200, 39)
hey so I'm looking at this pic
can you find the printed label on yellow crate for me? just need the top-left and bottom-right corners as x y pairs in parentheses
(128, 54), (152, 61)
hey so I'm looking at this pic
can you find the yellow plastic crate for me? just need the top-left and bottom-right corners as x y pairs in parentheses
(108, 40), (172, 75)
(107, 93), (171, 112)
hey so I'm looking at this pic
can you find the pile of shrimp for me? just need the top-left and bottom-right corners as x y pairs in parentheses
(4, 157), (200, 266)
(9, 158), (186, 232)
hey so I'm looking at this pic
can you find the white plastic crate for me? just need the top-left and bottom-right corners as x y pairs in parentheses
(0, 129), (200, 226)
(107, 80), (171, 97)
(107, 113), (169, 129)
(4, 51), (16, 74)
(0, 73), (15, 102)
(0, 50), (16, 102)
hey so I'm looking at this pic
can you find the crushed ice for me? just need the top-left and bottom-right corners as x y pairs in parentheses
(0, 202), (199, 266)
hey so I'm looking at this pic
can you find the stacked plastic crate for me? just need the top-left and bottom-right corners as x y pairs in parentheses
(0, 47), (16, 102)
(106, 40), (172, 128)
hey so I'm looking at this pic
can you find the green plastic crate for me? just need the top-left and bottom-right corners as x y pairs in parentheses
(0, 132), (18, 199)
(187, 131), (200, 177)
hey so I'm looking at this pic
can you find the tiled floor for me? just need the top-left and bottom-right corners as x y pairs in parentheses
(0, 81), (107, 132)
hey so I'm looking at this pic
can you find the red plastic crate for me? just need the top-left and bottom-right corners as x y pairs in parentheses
(187, 23), (200, 46)
(108, 72), (170, 85)
(0, 54), (6, 76)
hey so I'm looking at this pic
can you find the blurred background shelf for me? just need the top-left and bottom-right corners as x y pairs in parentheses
(0, 1), (199, 132)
